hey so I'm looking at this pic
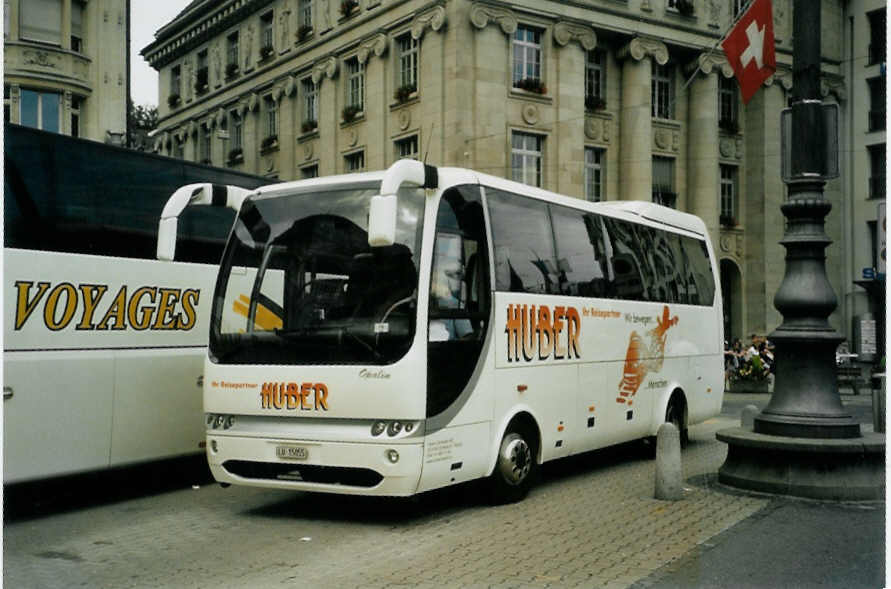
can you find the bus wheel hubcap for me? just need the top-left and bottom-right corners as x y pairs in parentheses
(498, 434), (531, 485)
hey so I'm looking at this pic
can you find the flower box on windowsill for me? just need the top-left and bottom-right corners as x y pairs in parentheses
(340, 0), (359, 18)
(227, 148), (243, 165)
(513, 77), (547, 95)
(225, 63), (240, 80)
(260, 135), (279, 153)
(167, 94), (181, 108)
(259, 45), (275, 61)
(301, 119), (318, 134)
(719, 118), (740, 135)
(585, 95), (606, 112)
(673, 0), (695, 17)
(720, 215), (738, 228)
(297, 25), (313, 43)
(394, 84), (417, 104)
(342, 104), (363, 124)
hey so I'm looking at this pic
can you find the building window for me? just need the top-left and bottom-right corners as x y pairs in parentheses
(395, 135), (419, 160)
(302, 164), (319, 179)
(226, 31), (240, 77)
(584, 147), (604, 202)
(344, 57), (364, 118)
(652, 64), (674, 119)
(299, 0), (313, 31)
(667, 0), (694, 15)
(720, 165), (738, 225)
(196, 50), (209, 94)
(5, 86), (11, 123)
(718, 75), (739, 133)
(199, 123), (212, 164)
(263, 95), (277, 143)
(868, 9), (886, 66)
(301, 78), (318, 132)
(733, 0), (751, 16)
(21, 0), (62, 45)
(260, 11), (274, 59)
(868, 144), (885, 199)
(868, 76), (886, 132)
(169, 66), (182, 106)
(511, 131), (543, 187)
(173, 137), (185, 159)
(513, 26), (544, 93)
(585, 49), (606, 110)
(70, 95), (81, 137)
(345, 151), (365, 172)
(71, 1), (85, 52)
(652, 156), (676, 208)
(20, 89), (60, 133)
(228, 111), (243, 162)
(396, 34), (419, 96)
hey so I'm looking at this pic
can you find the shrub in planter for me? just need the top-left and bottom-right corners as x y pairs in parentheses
(227, 147), (243, 163)
(297, 25), (313, 42)
(514, 77), (547, 94)
(225, 62), (239, 78)
(260, 45), (275, 60)
(340, 0), (359, 17)
(585, 95), (606, 111)
(167, 94), (181, 108)
(261, 135), (278, 150)
(719, 214), (737, 228)
(394, 84), (417, 103)
(342, 104), (361, 123)
(301, 119), (318, 133)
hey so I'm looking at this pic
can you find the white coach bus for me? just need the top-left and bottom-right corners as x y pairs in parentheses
(3, 124), (266, 483)
(160, 160), (723, 502)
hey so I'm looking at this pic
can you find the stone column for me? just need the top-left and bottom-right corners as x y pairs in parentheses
(312, 57), (339, 175)
(686, 53), (724, 250)
(617, 37), (667, 202)
(356, 33), (388, 171)
(61, 0), (72, 51)
(243, 96), (259, 173)
(553, 22), (597, 198)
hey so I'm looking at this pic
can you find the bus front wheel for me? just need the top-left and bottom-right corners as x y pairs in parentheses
(488, 426), (537, 504)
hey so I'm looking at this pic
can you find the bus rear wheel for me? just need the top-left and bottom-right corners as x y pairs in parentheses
(488, 427), (537, 504)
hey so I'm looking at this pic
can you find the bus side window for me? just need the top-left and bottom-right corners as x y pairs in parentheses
(550, 205), (612, 298)
(602, 217), (647, 301)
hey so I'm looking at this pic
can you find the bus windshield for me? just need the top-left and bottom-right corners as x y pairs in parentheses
(209, 183), (425, 365)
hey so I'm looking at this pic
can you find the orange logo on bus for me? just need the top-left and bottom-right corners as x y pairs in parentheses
(260, 382), (329, 411)
(505, 304), (581, 362)
(617, 305), (678, 405)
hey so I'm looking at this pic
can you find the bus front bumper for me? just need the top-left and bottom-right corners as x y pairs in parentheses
(206, 434), (423, 496)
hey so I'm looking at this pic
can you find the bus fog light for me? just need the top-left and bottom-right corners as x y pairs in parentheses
(387, 421), (403, 436)
(386, 449), (399, 464)
(404, 422), (414, 433)
(371, 421), (387, 436)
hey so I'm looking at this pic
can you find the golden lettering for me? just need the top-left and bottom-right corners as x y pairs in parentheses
(14, 281), (50, 330)
(44, 283), (78, 331)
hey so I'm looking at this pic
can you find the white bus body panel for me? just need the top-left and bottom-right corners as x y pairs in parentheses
(4, 249), (216, 482)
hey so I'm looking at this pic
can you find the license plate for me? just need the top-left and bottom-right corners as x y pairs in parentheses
(275, 445), (309, 460)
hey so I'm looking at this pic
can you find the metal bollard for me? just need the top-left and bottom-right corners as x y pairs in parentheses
(872, 373), (885, 433)
(654, 422), (683, 501)
(741, 404), (760, 430)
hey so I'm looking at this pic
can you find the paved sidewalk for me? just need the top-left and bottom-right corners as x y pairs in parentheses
(4, 409), (884, 589)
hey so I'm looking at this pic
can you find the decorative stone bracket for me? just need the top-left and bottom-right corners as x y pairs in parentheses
(411, 4), (446, 40)
(617, 37), (668, 66)
(688, 51), (734, 79)
(553, 22), (597, 51)
(357, 32), (388, 64)
(469, 2), (517, 35)
(312, 55), (339, 84)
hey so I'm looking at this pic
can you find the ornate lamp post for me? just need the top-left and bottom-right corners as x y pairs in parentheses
(717, 0), (884, 500)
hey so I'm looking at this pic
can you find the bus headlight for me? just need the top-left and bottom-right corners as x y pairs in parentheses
(371, 421), (387, 436)
(387, 421), (403, 436)
(386, 449), (400, 464)
(225, 416), (236, 429)
(214, 415), (226, 428)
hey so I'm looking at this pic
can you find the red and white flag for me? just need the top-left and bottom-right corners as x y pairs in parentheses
(721, 0), (776, 104)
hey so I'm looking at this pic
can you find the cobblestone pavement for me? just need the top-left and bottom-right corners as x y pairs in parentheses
(5, 415), (771, 589)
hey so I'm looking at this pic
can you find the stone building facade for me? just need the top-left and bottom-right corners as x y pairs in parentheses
(4, 0), (129, 144)
(143, 0), (869, 347)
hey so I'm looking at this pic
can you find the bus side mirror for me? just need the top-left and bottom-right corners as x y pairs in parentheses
(157, 217), (178, 261)
(368, 194), (397, 247)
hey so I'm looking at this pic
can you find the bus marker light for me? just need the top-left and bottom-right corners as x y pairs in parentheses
(517, 385), (528, 392)
(371, 421), (387, 436)
(386, 449), (399, 463)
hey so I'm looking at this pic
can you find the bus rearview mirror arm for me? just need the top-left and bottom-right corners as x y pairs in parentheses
(157, 183), (251, 261)
(368, 160), (438, 247)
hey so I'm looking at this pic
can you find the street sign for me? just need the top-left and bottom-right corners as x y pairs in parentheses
(863, 267), (876, 280)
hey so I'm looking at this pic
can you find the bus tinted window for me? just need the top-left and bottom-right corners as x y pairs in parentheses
(678, 235), (716, 305)
(549, 205), (613, 298)
(487, 189), (559, 294)
(602, 217), (649, 301)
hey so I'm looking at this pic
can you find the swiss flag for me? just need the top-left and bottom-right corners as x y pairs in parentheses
(721, 0), (776, 104)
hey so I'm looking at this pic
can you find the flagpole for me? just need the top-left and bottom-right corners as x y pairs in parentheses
(669, 1), (756, 113)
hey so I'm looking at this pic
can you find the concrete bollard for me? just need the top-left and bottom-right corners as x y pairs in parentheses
(654, 422), (683, 501)
(741, 405), (760, 430)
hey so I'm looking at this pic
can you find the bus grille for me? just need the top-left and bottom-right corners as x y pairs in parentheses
(222, 461), (383, 487)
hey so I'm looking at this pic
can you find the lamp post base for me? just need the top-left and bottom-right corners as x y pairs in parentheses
(717, 427), (885, 501)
